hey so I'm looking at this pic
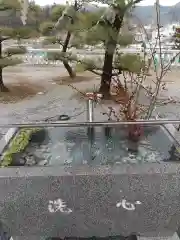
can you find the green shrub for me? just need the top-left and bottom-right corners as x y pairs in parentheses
(4, 46), (27, 56)
(0, 128), (41, 167)
(46, 51), (63, 61)
(39, 21), (54, 36)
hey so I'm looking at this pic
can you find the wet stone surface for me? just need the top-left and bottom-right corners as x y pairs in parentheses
(12, 125), (180, 166)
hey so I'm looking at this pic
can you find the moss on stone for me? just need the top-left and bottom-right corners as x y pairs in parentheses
(0, 128), (41, 167)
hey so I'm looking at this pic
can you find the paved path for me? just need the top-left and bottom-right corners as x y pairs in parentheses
(0, 72), (109, 138)
(1, 166), (180, 237)
(1, 67), (180, 136)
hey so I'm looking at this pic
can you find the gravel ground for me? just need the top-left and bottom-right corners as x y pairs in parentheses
(1, 66), (180, 148)
(1, 67), (180, 130)
(0, 66), (104, 137)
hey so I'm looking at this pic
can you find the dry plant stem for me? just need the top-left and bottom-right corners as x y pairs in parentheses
(117, 15), (159, 119)
(133, 75), (143, 108)
(67, 81), (119, 121)
(134, 5), (180, 118)
(133, 15), (159, 77)
(59, 1), (180, 126)
(131, 76), (154, 100)
(126, 79), (143, 142)
(123, 72), (127, 90)
(162, 51), (180, 76)
(117, 7), (169, 130)
(134, 15), (166, 113)
(146, 1), (165, 119)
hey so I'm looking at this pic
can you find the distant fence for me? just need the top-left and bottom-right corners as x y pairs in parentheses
(22, 54), (63, 66)
(152, 50), (180, 68)
(22, 48), (102, 66)
(22, 48), (180, 67)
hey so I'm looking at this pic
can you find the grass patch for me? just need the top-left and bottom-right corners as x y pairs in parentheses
(0, 82), (46, 103)
(53, 72), (99, 85)
(0, 128), (41, 167)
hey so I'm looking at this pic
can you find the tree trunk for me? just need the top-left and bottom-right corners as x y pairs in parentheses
(35, 19), (40, 32)
(99, 47), (114, 98)
(99, 15), (123, 98)
(0, 68), (8, 92)
(0, 40), (8, 92)
(63, 61), (75, 78)
(62, 22), (76, 79)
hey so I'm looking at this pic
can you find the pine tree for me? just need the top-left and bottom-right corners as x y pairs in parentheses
(64, 0), (144, 97)
(39, 0), (143, 89)
(89, 0), (142, 98)
(0, 1), (37, 92)
(40, 2), (85, 78)
(40, 2), (107, 78)
(28, 1), (43, 32)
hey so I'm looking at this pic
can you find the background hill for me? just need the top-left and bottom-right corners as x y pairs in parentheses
(82, 2), (180, 25)
(0, 1), (180, 28)
(133, 2), (180, 25)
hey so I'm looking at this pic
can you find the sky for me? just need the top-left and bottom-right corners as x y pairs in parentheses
(34, 0), (180, 6)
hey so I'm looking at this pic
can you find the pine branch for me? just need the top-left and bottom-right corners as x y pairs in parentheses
(125, 0), (143, 11)
(3, 46), (27, 57)
(0, 57), (22, 68)
(0, 36), (11, 41)
(132, 0), (143, 4)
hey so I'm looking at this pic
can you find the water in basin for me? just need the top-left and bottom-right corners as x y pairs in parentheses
(11, 125), (180, 166)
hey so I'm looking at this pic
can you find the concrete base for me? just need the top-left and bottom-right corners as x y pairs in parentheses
(6, 232), (180, 240)
(0, 164), (180, 237)
(0, 128), (18, 156)
(0, 123), (180, 238)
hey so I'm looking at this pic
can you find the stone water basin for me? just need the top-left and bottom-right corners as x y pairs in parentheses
(1, 124), (180, 238)
(2, 124), (180, 167)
